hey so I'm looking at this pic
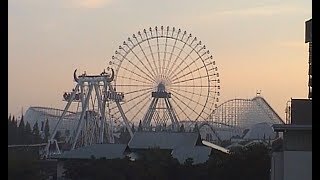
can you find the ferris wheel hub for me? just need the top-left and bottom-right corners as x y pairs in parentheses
(157, 82), (166, 92)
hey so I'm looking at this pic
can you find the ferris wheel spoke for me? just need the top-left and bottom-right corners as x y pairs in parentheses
(145, 30), (159, 76)
(171, 92), (208, 120)
(165, 34), (190, 77)
(116, 75), (153, 86)
(171, 89), (207, 114)
(161, 33), (168, 75)
(125, 87), (153, 95)
(109, 90), (152, 111)
(155, 28), (162, 75)
(170, 87), (210, 98)
(126, 37), (157, 79)
(130, 96), (152, 122)
(170, 49), (209, 81)
(134, 39), (158, 78)
(170, 98), (189, 121)
(117, 65), (154, 84)
(167, 38), (200, 78)
(171, 75), (209, 85)
(167, 47), (194, 78)
(112, 94), (150, 122)
(116, 53), (156, 83)
(164, 28), (181, 76)
(174, 87), (214, 115)
(171, 85), (211, 88)
(170, 58), (197, 81)
(171, 60), (211, 83)
(115, 84), (151, 87)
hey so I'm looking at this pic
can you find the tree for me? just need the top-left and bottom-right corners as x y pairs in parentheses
(12, 116), (18, 144)
(32, 121), (40, 136)
(162, 123), (167, 131)
(179, 124), (185, 132)
(193, 123), (199, 133)
(12, 116), (18, 128)
(119, 127), (130, 144)
(138, 120), (143, 132)
(32, 122), (41, 144)
(131, 123), (135, 133)
(184, 157), (194, 166)
(55, 131), (62, 141)
(18, 116), (25, 144)
(65, 129), (70, 137)
(8, 114), (14, 144)
(44, 119), (50, 142)
(25, 122), (32, 144)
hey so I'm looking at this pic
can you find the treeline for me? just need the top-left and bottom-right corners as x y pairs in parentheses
(63, 144), (270, 180)
(116, 120), (200, 144)
(8, 114), (50, 145)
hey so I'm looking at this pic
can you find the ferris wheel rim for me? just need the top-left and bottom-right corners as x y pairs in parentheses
(109, 26), (220, 126)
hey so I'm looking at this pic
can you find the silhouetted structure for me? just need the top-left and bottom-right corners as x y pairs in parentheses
(270, 18), (312, 180)
(305, 19), (312, 99)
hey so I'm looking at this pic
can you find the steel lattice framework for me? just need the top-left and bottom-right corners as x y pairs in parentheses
(179, 96), (284, 142)
(211, 96), (284, 129)
(24, 106), (79, 135)
(108, 26), (220, 129)
(43, 68), (133, 158)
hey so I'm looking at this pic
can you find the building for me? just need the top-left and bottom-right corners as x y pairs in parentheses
(128, 131), (213, 164)
(305, 19), (312, 99)
(270, 18), (312, 180)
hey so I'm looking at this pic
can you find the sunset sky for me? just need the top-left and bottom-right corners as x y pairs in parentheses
(9, 0), (312, 121)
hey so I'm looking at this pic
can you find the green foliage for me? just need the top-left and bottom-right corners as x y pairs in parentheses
(62, 144), (271, 180)
(8, 148), (49, 180)
(32, 122), (40, 136)
(179, 124), (185, 132)
(119, 127), (131, 144)
(44, 119), (50, 142)
(32, 122), (42, 144)
(131, 123), (135, 133)
(8, 115), (18, 145)
(193, 123), (199, 133)
(184, 157), (194, 166)
(18, 116), (25, 144)
(25, 122), (32, 144)
(8, 114), (45, 145)
(138, 120), (143, 131)
(55, 131), (62, 141)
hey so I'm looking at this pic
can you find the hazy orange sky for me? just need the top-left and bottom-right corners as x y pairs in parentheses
(9, 0), (311, 121)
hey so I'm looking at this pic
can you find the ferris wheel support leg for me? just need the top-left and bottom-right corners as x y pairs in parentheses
(44, 84), (80, 158)
(164, 98), (179, 130)
(104, 119), (114, 143)
(145, 98), (159, 129)
(72, 84), (94, 150)
(107, 108), (115, 143)
(93, 84), (106, 144)
(142, 98), (157, 128)
(107, 119), (114, 143)
(116, 101), (133, 137)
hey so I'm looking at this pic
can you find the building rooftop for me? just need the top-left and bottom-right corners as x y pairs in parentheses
(272, 124), (312, 132)
(128, 131), (201, 150)
(171, 146), (212, 164)
(51, 144), (128, 160)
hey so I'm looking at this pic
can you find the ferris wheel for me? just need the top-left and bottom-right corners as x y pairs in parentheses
(108, 26), (220, 129)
